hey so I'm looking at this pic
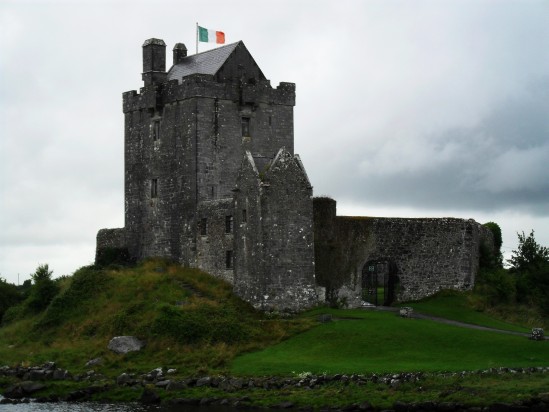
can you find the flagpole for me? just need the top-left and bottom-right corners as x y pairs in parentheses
(196, 22), (198, 55)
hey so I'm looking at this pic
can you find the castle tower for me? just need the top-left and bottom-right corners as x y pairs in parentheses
(97, 38), (318, 309)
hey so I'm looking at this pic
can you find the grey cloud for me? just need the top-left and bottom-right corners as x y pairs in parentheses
(312, 79), (549, 216)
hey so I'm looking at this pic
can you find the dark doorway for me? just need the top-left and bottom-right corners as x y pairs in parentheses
(361, 260), (398, 306)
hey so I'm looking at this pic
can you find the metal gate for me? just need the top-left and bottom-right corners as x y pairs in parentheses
(361, 260), (397, 306)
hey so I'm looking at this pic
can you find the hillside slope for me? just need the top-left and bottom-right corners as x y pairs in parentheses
(0, 259), (312, 376)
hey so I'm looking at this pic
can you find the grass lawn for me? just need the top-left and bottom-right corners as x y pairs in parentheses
(401, 292), (531, 333)
(231, 309), (548, 376)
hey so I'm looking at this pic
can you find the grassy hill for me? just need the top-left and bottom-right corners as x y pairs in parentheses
(0, 259), (313, 376)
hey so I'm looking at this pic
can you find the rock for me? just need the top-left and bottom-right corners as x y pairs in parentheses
(4, 381), (47, 398)
(52, 369), (69, 380)
(3, 385), (24, 399)
(85, 357), (103, 367)
(20, 381), (46, 394)
(279, 401), (295, 408)
(108, 336), (145, 354)
(166, 380), (187, 391)
(149, 367), (163, 378)
(140, 388), (161, 404)
(531, 328), (545, 341)
(155, 380), (171, 388)
(399, 307), (413, 318)
(28, 369), (46, 380)
(116, 372), (135, 385)
(196, 376), (212, 387)
(42, 362), (56, 370)
(167, 368), (177, 374)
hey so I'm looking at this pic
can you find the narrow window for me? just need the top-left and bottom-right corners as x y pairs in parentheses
(226, 250), (233, 269)
(242, 209), (247, 223)
(268, 115), (272, 126)
(241, 117), (250, 137)
(151, 179), (158, 198)
(152, 120), (160, 141)
(201, 218), (208, 236)
(225, 215), (233, 233)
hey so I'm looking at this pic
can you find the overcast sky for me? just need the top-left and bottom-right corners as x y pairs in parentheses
(1, 0), (548, 284)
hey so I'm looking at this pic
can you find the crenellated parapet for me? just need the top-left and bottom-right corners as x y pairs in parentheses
(123, 77), (295, 113)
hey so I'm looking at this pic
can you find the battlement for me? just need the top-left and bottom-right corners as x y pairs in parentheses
(123, 77), (295, 113)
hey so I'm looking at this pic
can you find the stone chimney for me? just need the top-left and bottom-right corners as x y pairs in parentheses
(173, 43), (187, 65)
(142, 38), (167, 86)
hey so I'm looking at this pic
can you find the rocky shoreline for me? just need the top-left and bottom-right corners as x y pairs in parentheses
(1, 363), (549, 411)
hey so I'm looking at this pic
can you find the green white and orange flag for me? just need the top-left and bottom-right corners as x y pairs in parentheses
(198, 25), (225, 44)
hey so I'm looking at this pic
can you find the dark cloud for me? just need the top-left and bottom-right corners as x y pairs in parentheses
(311, 78), (549, 216)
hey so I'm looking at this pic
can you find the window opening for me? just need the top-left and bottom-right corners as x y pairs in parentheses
(201, 218), (208, 236)
(152, 120), (160, 141)
(226, 250), (233, 269)
(151, 179), (158, 198)
(242, 209), (247, 223)
(241, 117), (250, 137)
(225, 215), (233, 233)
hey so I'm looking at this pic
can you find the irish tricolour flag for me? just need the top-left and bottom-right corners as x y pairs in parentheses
(198, 26), (225, 44)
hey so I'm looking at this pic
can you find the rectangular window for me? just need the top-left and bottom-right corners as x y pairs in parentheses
(201, 218), (208, 236)
(151, 179), (158, 198)
(241, 117), (250, 137)
(242, 209), (247, 223)
(225, 215), (233, 233)
(226, 250), (233, 269)
(152, 120), (160, 141)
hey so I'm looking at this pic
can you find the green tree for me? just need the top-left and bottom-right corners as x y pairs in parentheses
(26, 264), (60, 312)
(508, 230), (549, 273)
(0, 278), (23, 322)
(484, 222), (503, 251)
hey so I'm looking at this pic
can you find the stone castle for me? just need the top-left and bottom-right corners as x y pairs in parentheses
(96, 39), (494, 311)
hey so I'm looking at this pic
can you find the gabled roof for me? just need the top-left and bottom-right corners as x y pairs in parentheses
(167, 42), (240, 82)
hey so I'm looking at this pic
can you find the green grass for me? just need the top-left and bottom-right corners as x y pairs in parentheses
(0, 259), (313, 376)
(402, 291), (531, 333)
(231, 308), (548, 376)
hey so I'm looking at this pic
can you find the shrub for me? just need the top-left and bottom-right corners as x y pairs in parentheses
(2, 303), (25, 325)
(95, 247), (132, 268)
(0, 278), (23, 323)
(35, 266), (110, 330)
(151, 304), (251, 344)
(26, 265), (60, 313)
(475, 268), (516, 306)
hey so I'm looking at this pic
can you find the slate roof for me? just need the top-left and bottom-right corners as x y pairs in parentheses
(167, 42), (240, 83)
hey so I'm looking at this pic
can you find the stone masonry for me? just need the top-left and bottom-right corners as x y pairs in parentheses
(96, 38), (494, 311)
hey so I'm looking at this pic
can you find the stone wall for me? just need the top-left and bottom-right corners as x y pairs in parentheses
(116, 41), (296, 267)
(314, 198), (493, 306)
(196, 199), (235, 283)
(233, 150), (318, 311)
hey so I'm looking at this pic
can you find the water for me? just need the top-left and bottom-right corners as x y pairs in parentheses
(0, 397), (249, 412)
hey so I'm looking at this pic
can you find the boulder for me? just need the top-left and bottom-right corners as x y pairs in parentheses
(399, 307), (414, 318)
(107, 336), (145, 354)
(531, 328), (545, 341)
(85, 357), (103, 367)
(3, 381), (46, 399)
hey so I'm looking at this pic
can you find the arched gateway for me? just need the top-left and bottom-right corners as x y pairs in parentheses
(361, 260), (399, 306)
